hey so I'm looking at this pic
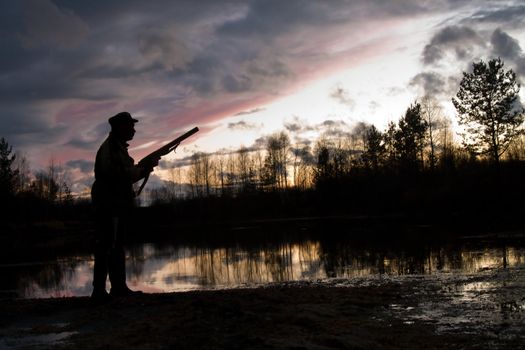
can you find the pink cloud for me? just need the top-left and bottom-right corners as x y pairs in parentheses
(56, 101), (117, 122)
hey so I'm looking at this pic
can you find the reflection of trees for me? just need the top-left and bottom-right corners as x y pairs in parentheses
(129, 240), (525, 291)
(127, 244), (147, 280)
(17, 259), (84, 298)
(187, 242), (322, 285)
(10, 240), (525, 297)
(316, 241), (519, 278)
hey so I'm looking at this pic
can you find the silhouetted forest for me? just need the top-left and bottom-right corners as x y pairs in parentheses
(1, 58), (525, 235)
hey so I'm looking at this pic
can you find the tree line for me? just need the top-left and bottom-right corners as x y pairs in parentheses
(1, 140), (73, 202)
(2, 58), (525, 218)
(147, 57), (525, 205)
(1, 139), (74, 222)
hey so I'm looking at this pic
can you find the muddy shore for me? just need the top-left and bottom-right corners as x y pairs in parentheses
(2, 215), (524, 349)
(2, 272), (524, 350)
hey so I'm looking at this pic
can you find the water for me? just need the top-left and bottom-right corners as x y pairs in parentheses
(2, 235), (524, 299)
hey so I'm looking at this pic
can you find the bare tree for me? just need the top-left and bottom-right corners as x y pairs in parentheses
(291, 144), (314, 189)
(420, 96), (443, 169)
(506, 134), (525, 160)
(237, 146), (256, 192)
(13, 152), (31, 193)
(349, 122), (369, 162)
(188, 152), (207, 197)
(214, 153), (226, 196)
(263, 132), (290, 190)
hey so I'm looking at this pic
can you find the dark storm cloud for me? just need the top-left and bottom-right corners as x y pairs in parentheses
(217, 1), (341, 37)
(468, 5), (525, 27)
(422, 26), (485, 65)
(490, 29), (525, 77)
(0, 0), (456, 114)
(409, 72), (447, 97)
(0, 102), (69, 152)
(19, 0), (89, 49)
(491, 29), (522, 59)
(490, 28), (525, 79)
(490, 29), (525, 79)
(216, 0), (443, 39)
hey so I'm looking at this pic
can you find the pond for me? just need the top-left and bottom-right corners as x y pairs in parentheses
(2, 232), (524, 299)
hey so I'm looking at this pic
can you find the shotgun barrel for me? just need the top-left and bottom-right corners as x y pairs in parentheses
(136, 126), (199, 196)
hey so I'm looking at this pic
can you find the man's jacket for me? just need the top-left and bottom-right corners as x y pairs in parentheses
(91, 134), (142, 213)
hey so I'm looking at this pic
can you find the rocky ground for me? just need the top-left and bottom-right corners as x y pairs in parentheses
(1, 271), (524, 350)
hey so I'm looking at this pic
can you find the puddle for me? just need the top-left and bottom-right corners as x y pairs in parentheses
(0, 322), (77, 350)
(1, 332), (77, 349)
(386, 268), (525, 341)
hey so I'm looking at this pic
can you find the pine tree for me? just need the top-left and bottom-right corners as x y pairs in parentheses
(394, 102), (428, 170)
(361, 125), (385, 170)
(453, 58), (524, 163)
(0, 138), (18, 198)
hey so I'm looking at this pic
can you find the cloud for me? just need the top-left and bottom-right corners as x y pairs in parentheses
(56, 101), (117, 123)
(252, 136), (269, 150)
(491, 29), (522, 59)
(234, 107), (265, 116)
(409, 72), (447, 98)
(490, 29), (525, 77)
(284, 116), (315, 134)
(290, 145), (315, 165)
(137, 26), (192, 70)
(65, 122), (109, 150)
(227, 120), (261, 130)
(468, 5), (525, 27)
(284, 122), (303, 133)
(368, 101), (380, 112)
(422, 25), (485, 65)
(317, 120), (351, 139)
(320, 120), (348, 129)
(20, 0), (89, 49)
(158, 154), (198, 170)
(66, 159), (94, 173)
(222, 74), (254, 93)
(63, 159), (95, 195)
(330, 85), (354, 107)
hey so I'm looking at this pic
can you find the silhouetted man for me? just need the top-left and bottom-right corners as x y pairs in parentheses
(91, 112), (158, 299)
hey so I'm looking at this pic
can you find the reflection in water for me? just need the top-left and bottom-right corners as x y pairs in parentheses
(2, 238), (524, 299)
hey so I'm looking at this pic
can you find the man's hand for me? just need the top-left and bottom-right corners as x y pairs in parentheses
(138, 156), (160, 174)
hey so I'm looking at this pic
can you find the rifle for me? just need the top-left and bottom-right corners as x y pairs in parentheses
(136, 126), (199, 196)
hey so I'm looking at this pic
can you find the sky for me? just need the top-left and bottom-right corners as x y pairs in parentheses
(1, 0), (525, 194)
